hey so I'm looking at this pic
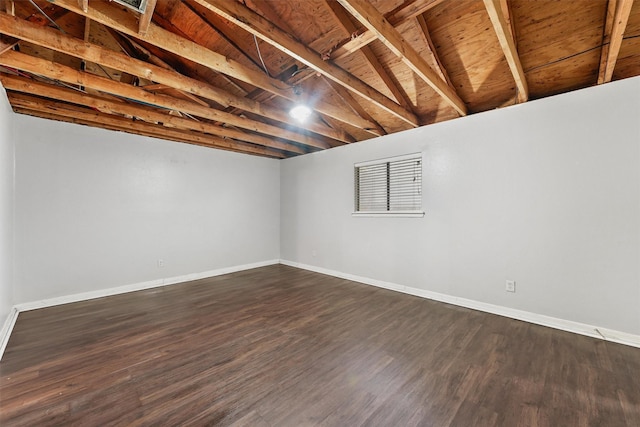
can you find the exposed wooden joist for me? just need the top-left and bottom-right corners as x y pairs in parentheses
(148, 9), (254, 97)
(323, 77), (386, 137)
(0, 4), (68, 56)
(598, 0), (619, 85)
(0, 35), (14, 55)
(143, 84), (211, 107)
(0, 50), (327, 150)
(415, 14), (454, 89)
(138, 0), (157, 36)
(44, 0), (380, 134)
(499, 0), (516, 42)
(182, 1), (266, 75)
(0, 12), (350, 143)
(0, 75), (308, 155)
(2, 0), (14, 15)
(239, 0), (369, 137)
(190, 0), (419, 127)
(483, 0), (528, 103)
(238, 0), (381, 140)
(9, 94), (286, 158)
(337, 0), (467, 116)
(232, 0), (366, 140)
(325, 0), (446, 60)
(325, 0), (412, 110)
(598, 0), (634, 84)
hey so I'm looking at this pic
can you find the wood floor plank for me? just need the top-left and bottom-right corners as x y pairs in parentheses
(1, 265), (639, 426)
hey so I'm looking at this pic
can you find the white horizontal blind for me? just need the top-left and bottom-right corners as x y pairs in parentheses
(355, 154), (422, 213)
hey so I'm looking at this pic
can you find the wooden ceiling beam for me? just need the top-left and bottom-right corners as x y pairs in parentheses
(598, 0), (619, 85)
(598, 0), (634, 84)
(0, 12), (350, 143)
(323, 77), (386, 137)
(9, 94), (286, 158)
(138, 0), (157, 36)
(237, 0), (381, 140)
(0, 3), (67, 55)
(234, 0), (374, 140)
(325, 0), (446, 60)
(337, 0), (467, 116)
(415, 14), (454, 89)
(1, 0), (13, 15)
(499, 0), (516, 42)
(0, 75), (307, 155)
(325, 0), (412, 110)
(182, 1), (266, 74)
(147, 11), (251, 96)
(39, 0), (379, 135)
(0, 35), (14, 55)
(483, 0), (528, 102)
(144, 84), (211, 108)
(190, 0), (419, 128)
(0, 50), (327, 150)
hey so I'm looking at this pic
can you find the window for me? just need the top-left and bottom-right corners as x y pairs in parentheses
(353, 153), (424, 217)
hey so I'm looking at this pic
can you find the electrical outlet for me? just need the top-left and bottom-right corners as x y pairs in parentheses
(158, 259), (165, 268)
(506, 280), (516, 293)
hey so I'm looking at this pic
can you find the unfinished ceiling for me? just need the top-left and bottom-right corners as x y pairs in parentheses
(0, 0), (638, 158)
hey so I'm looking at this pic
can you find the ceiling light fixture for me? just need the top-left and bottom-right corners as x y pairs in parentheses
(290, 85), (312, 123)
(289, 104), (312, 122)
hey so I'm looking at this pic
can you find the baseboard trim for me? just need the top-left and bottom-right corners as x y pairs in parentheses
(14, 259), (280, 313)
(0, 307), (19, 361)
(2, 259), (279, 360)
(280, 260), (640, 349)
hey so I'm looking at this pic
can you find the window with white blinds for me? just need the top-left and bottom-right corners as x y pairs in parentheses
(354, 153), (424, 217)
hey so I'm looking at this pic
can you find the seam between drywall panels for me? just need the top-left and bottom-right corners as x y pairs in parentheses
(279, 260), (640, 349)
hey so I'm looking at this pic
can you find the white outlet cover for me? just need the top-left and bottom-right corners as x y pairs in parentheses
(506, 280), (516, 292)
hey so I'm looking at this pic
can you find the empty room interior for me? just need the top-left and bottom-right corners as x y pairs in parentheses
(0, 0), (639, 425)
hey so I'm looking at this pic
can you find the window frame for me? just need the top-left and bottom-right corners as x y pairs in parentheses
(352, 153), (425, 218)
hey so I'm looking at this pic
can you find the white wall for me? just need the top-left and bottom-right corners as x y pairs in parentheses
(281, 76), (640, 336)
(15, 117), (280, 303)
(0, 87), (14, 325)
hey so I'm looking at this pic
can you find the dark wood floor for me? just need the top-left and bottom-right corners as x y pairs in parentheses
(1, 265), (639, 426)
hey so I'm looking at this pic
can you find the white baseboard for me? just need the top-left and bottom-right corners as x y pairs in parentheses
(280, 260), (640, 349)
(0, 259), (279, 361)
(14, 259), (279, 312)
(0, 306), (19, 361)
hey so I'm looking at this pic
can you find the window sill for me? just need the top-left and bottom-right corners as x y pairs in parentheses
(352, 211), (425, 218)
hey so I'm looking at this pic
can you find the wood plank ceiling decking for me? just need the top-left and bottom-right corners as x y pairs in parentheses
(0, 0), (638, 158)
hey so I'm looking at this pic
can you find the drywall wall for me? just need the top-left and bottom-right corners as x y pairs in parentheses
(14, 117), (280, 303)
(281, 76), (640, 336)
(0, 87), (14, 326)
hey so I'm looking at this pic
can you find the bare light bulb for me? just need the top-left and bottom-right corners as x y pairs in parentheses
(289, 104), (312, 122)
